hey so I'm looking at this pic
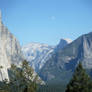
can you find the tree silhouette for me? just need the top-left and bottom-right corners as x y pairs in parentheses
(65, 63), (92, 92)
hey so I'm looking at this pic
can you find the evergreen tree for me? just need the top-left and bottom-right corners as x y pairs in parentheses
(65, 63), (92, 92)
(0, 60), (39, 92)
(5, 60), (38, 92)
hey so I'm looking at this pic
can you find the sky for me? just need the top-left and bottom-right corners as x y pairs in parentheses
(0, 0), (92, 46)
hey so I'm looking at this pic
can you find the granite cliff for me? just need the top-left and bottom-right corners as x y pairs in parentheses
(0, 11), (24, 81)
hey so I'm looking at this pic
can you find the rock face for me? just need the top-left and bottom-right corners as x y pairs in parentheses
(22, 43), (54, 72)
(22, 39), (72, 73)
(0, 12), (24, 81)
(39, 32), (92, 84)
(55, 38), (72, 51)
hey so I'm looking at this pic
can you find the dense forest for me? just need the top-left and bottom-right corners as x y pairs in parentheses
(0, 62), (92, 92)
(0, 60), (38, 92)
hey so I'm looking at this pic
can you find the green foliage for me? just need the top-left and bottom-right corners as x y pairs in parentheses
(65, 63), (92, 92)
(0, 60), (38, 92)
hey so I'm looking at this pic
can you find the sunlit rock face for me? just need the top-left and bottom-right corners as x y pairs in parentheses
(22, 42), (54, 72)
(0, 12), (24, 81)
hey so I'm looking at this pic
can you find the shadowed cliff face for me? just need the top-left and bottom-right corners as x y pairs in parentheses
(55, 38), (72, 51)
(0, 14), (24, 81)
(39, 32), (92, 83)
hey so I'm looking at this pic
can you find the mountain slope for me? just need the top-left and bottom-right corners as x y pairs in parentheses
(22, 43), (54, 72)
(39, 32), (92, 83)
(22, 39), (72, 73)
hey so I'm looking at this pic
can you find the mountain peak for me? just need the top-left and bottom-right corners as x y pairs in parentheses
(55, 38), (72, 50)
(26, 42), (49, 47)
(61, 38), (72, 43)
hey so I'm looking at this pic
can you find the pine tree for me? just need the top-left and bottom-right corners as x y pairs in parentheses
(8, 60), (38, 92)
(65, 63), (92, 92)
(0, 60), (39, 92)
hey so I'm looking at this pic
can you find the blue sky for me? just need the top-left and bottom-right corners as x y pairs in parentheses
(0, 0), (92, 46)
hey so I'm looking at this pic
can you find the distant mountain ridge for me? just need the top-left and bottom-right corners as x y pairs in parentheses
(22, 42), (54, 72)
(39, 32), (92, 84)
(22, 39), (72, 72)
(55, 38), (72, 50)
